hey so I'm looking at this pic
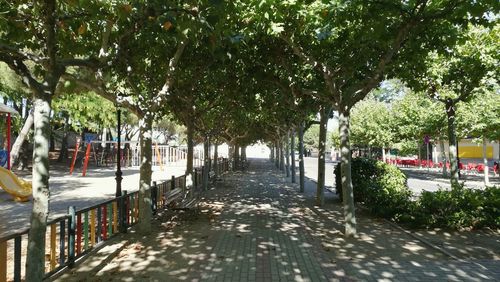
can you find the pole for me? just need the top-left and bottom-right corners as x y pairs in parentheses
(7, 113), (11, 170)
(115, 107), (122, 197)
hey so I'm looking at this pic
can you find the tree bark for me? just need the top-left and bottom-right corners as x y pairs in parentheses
(228, 144), (234, 170)
(137, 115), (153, 235)
(203, 138), (210, 190)
(483, 137), (489, 185)
(270, 144), (274, 161)
(445, 99), (459, 186)
(291, 129), (296, 183)
(299, 123), (305, 192)
(440, 140), (447, 177)
(274, 141), (280, 169)
(339, 109), (357, 237)
(57, 114), (69, 163)
(241, 145), (247, 162)
(186, 120), (194, 175)
(26, 97), (51, 280)
(213, 143), (218, 177)
(279, 140), (285, 172)
(285, 131), (290, 177)
(10, 110), (34, 168)
(316, 107), (328, 206)
(234, 144), (240, 169)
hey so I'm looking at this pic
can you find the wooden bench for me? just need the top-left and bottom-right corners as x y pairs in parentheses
(163, 187), (184, 208)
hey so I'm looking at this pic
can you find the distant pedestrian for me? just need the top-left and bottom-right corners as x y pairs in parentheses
(494, 161), (499, 177)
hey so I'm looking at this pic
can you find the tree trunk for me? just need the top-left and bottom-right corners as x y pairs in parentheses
(234, 144), (240, 169)
(49, 127), (55, 152)
(285, 131), (290, 178)
(137, 115), (153, 235)
(274, 141), (279, 169)
(10, 110), (34, 167)
(241, 145), (247, 162)
(339, 109), (356, 237)
(316, 107), (328, 206)
(291, 129), (296, 183)
(186, 120), (194, 175)
(57, 114), (69, 163)
(279, 140), (285, 172)
(440, 140), (447, 177)
(26, 97), (51, 280)
(213, 143), (218, 177)
(203, 138), (210, 190)
(445, 99), (459, 186)
(270, 144), (274, 161)
(483, 137), (489, 185)
(299, 123), (305, 192)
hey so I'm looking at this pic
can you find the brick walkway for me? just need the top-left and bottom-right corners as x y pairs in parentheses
(57, 159), (500, 282)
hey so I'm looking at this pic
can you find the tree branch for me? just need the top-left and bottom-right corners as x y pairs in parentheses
(158, 39), (188, 98)
(58, 58), (99, 68)
(0, 43), (45, 63)
(0, 54), (42, 94)
(280, 35), (335, 79)
(61, 73), (141, 116)
(351, 19), (417, 105)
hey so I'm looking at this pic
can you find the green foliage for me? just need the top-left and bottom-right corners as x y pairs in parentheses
(392, 91), (445, 141)
(335, 158), (500, 229)
(303, 124), (319, 151)
(350, 99), (394, 148)
(458, 84), (500, 141)
(406, 185), (500, 229)
(335, 158), (411, 219)
(394, 140), (419, 157)
(329, 130), (340, 148)
(52, 92), (116, 133)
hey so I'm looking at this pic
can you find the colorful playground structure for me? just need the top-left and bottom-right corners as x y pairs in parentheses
(69, 140), (204, 176)
(0, 167), (31, 202)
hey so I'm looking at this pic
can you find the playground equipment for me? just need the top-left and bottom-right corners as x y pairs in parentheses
(68, 139), (202, 176)
(0, 166), (31, 202)
(0, 103), (18, 169)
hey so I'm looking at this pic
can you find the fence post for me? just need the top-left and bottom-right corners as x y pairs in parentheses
(120, 191), (128, 233)
(68, 206), (76, 267)
(151, 181), (158, 215)
(14, 237), (21, 282)
(171, 175), (175, 190)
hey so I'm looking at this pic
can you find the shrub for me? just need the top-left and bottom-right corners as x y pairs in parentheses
(334, 158), (412, 219)
(334, 158), (500, 230)
(412, 184), (500, 229)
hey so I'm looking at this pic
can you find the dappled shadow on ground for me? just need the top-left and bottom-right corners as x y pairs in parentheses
(58, 159), (499, 281)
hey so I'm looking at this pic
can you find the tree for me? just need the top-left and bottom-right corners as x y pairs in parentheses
(0, 1), (116, 278)
(241, 0), (496, 237)
(303, 125), (320, 152)
(407, 24), (499, 186)
(350, 99), (394, 159)
(459, 83), (500, 184)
